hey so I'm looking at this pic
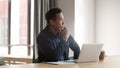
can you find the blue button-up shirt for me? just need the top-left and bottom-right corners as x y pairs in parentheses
(37, 26), (80, 62)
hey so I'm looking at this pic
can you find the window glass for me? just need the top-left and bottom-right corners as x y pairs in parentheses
(11, 0), (28, 44)
(0, 0), (9, 56)
(0, 0), (8, 44)
(10, 0), (28, 56)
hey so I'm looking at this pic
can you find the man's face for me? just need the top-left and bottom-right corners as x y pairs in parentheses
(51, 13), (65, 32)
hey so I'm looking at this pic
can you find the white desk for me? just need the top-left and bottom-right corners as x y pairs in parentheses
(0, 55), (120, 68)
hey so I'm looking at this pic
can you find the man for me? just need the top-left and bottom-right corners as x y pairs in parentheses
(37, 8), (80, 62)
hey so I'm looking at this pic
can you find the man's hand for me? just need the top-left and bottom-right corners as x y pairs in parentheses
(60, 27), (69, 41)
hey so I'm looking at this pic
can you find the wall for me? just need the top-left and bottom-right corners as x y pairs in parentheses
(95, 0), (120, 55)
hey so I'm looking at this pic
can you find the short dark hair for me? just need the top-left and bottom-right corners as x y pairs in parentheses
(45, 8), (62, 24)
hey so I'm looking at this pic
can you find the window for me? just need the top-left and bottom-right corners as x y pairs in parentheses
(0, 0), (33, 57)
(11, 0), (28, 44)
(10, 0), (31, 56)
(0, 0), (9, 56)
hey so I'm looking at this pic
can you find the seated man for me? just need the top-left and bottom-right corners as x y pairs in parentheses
(36, 8), (80, 62)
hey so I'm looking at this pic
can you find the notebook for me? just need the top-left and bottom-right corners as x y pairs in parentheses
(45, 43), (103, 64)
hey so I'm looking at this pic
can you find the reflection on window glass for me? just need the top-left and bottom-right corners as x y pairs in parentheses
(0, 0), (8, 44)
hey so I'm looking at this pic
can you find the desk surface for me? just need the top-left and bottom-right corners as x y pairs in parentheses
(0, 55), (120, 68)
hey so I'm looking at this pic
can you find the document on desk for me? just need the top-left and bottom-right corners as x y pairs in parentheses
(44, 61), (75, 65)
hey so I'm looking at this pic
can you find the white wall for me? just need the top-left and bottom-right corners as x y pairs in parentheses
(57, 0), (75, 36)
(75, 0), (95, 46)
(95, 0), (120, 55)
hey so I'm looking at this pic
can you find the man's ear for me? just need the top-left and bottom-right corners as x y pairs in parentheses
(50, 20), (54, 25)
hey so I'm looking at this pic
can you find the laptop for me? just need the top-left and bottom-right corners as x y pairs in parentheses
(74, 43), (103, 63)
(45, 43), (103, 64)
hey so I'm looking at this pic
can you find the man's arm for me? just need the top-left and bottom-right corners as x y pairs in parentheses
(67, 35), (80, 59)
(60, 27), (80, 59)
